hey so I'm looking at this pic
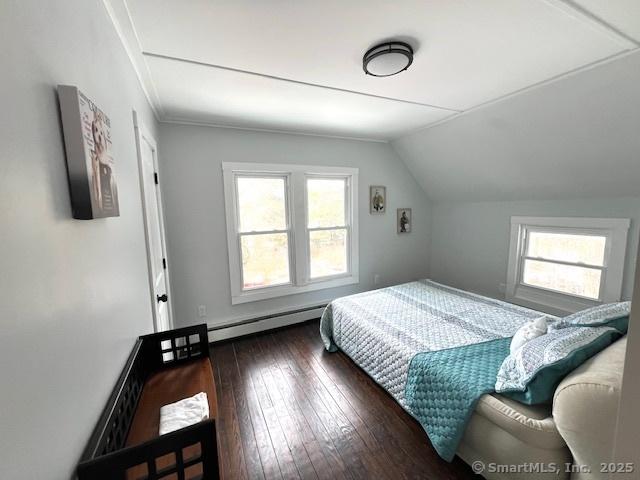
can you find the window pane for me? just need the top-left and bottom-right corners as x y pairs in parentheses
(522, 259), (602, 299)
(241, 233), (290, 289)
(527, 232), (606, 266)
(237, 177), (287, 232)
(309, 229), (347, 279)
(307, 178), (346, 228)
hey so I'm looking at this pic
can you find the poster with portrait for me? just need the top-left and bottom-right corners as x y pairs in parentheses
(397, 208), (411, 234)
(58, 85), (119, 219)
(370, 185), (386, 214)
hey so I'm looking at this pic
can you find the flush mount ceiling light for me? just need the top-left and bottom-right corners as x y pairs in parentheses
(363, 41), (414, 77)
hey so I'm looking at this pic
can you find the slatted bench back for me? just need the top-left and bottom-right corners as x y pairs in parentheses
(81, 339), (147, 459)
(141, 324), (210, 372)
(78, 420), (217, 480)
(78, 324), (217, 479)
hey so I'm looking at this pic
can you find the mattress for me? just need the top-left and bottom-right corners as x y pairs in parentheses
(320, 279), (545, 407)
(319, 279), (564, 461)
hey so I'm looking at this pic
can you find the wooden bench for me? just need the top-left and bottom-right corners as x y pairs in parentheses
(77, 324), (219, 480)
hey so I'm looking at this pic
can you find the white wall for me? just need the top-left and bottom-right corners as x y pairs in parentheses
(157, 124), (431, 327)
(392, 51), (640, 203)
(613, 238), (640, 467)
(390, 49), (640, 310)
(429, 197), (640, 306)
(0, 1), (157, 479)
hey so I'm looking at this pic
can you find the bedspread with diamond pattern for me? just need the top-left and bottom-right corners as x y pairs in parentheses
(320, 280), (544, 460)
(406, 337), (512, 460)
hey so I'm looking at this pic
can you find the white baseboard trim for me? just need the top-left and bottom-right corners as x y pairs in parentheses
(207, 306), (325, 342)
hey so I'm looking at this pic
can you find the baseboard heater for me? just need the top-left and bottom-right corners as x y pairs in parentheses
(207, 303), (327, 342)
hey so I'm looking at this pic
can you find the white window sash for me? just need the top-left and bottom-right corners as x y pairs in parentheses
(521, 256), (606, 271)
(223, 162), (359, 305)
(237, 231), (293, 291)
(506, 216), (630, 314)
(232, 172), (294, 292)
(517, 225), (610, 301)
(307, 227), (351, 283)
(304, 174), (352, 282)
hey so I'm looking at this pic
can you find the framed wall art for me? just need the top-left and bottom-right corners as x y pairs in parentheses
(58, 85), (119, 219)
(370, 185), (386, 214)
(397, 208), (412, 233)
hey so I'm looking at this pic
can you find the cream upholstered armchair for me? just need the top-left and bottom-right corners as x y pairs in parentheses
(553, 337), (627, 480)
(457, 337), (626, 480)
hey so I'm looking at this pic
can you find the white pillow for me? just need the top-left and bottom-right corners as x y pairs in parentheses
(159, 392), (209, 435)
(510, 316), (549, 354)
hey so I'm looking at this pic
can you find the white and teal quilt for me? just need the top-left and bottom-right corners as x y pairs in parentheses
(320, 280), (546, 461)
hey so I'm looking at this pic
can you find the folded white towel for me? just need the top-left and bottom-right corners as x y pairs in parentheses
(159, 392), (209, 435)
(510, 316), (549, 354)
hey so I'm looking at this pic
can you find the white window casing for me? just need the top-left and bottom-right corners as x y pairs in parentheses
(506, 216), (630, 315)
(223, 162), (359, 305)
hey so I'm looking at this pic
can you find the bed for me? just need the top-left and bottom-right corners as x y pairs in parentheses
(320, 279), (574, 477)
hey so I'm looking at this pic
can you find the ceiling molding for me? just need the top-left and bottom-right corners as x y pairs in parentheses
(100, 0), (162, 119)
(141, 51), (460, 113)
(392, 48), (640, 141)
(159, 117), (390, 144)
(120, 0), (167, 117)
(541, 0), (640, 48)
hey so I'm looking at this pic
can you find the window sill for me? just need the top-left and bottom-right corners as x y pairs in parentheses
(231, 274), (359, 305)
(507, 284), (600, 316)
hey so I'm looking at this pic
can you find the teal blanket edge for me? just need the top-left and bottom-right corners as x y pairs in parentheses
(404, 337), (511, 462)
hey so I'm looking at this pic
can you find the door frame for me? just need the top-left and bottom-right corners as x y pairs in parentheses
(133, 110), (174, 332)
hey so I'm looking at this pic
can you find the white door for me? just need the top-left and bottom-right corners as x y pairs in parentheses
(134, 112), (172, 332)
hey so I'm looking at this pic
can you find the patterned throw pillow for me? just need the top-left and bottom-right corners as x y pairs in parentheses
(549, 302), (631, 333)
(495, 326), (622, 405)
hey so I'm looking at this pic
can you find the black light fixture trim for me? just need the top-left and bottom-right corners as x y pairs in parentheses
(363, 41), (414, 77)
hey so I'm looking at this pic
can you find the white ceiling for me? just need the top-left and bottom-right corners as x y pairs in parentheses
(107, 0), (640, 141)
(144, 54), (453, 139)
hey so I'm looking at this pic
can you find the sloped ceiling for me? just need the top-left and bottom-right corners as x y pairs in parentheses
(391, 51), (640, 202)
(105, 0), (640, 141)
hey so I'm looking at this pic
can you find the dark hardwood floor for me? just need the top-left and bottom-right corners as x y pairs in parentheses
(210, 320), (477, 480)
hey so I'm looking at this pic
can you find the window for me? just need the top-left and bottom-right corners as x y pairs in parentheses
(307, 177), (348, 279)
(236, 176), (291, 289)
(506, 216), (630, 314)
(223, 162), (358, 304)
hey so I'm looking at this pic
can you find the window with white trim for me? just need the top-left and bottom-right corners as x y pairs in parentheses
(506, 216), (630, 315)
(223, 162), (359, 304)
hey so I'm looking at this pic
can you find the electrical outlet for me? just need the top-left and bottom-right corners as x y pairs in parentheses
(197, 305), (207, 317)
(374, 274), (381, 285)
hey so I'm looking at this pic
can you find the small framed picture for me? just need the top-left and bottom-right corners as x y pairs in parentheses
(397, 208), (412, 234)
(370, 186), (386, 214)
